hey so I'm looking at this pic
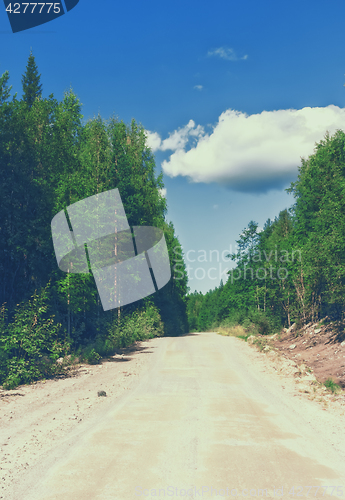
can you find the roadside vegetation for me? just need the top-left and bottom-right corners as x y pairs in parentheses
(187, 128), (345, 339)
(0, 53), (188, 389)
(323, 378), (341, 394)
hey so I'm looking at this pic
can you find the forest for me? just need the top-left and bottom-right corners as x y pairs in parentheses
(0, 52), (188, 389)
(187, 129), (345, 335)
(2, 53), (345, 392)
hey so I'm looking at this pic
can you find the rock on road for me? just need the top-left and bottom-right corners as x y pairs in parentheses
(12, 332), (345, 499)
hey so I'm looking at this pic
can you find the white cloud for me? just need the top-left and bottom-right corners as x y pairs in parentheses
(194, 85), (203, 91)
(159, 105), (345, 193)
(207, 47), (248, 61)
(160, 120), (196, 151)
(145, 130), (162, 152)
(147, 120), (205, 154)
(159, 188), (167, 198)
(146, 130), (163, 152)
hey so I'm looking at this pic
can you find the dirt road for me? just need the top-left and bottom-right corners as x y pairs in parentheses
(5, 332), (345, 499)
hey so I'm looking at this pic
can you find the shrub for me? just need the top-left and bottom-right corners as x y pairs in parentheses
(245, 309), (279, 335)
(107, 304), (164, 348)
(94, 336), (118, 357)
(83, 347), (101, 365)
(0, 283), (68, 389)
(324, 378), (341, 394)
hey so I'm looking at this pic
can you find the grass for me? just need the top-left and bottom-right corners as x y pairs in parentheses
(217, 324), (276, 350)
(217, 322), (282, 352)
(217, 325), (252, 340)
(220, 325), (246, 336)
(237, 334), (252, 342)
(323, 378), (341, 394)
(252, 338), (267, 351)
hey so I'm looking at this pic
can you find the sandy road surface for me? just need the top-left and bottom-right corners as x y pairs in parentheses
(5, 332), (345, 499)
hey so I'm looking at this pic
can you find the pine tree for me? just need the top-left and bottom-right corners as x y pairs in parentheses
(21, 51), (42, 108)
(0, 70), (12, 105)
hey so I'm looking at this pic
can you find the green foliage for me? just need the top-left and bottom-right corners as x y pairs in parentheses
(323, 378), (341, 394)
(288, 131), (345, 321)
(154, 221), (188, 336)
(0, 70), (12, 105)
(0, 53), (188, 389)
(187, 130), (345, 335)
(0, 284), (67, 389)
(108, 118), (167, 228)
(83, 347), (101, 365)
(237, 334), (252, 342)
(107, 304), (164, 348)
(77, 303), (165, 365)
(245, 309), (279, 335)
(21, 50), (42, 108)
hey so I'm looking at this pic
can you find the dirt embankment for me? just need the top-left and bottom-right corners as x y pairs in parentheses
(243, 319), (345, 410)
(273, 320), (345, 386)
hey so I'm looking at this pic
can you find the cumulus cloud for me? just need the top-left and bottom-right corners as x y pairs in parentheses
(194, 85), (203, 91)
(158, 105), (345, 193)
(145, 130), (162, 152)
(207, 47), (248, 61)
(159, 188), (167, 198)
(146, 120), (205, 153)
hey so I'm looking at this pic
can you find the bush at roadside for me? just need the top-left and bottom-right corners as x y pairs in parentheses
(0, 283), (68, 390)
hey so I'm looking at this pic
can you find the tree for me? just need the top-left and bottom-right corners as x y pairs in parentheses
(288, 131), (345, 321)
(21, 51), (42, 109)
(107, 118), (167, 227)
(1, 57), (189, 389)
(1, 95), (61, 306)
(0, 70), (12, 105)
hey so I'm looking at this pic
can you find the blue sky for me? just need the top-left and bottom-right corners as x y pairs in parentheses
(1, 0), (345, 293)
